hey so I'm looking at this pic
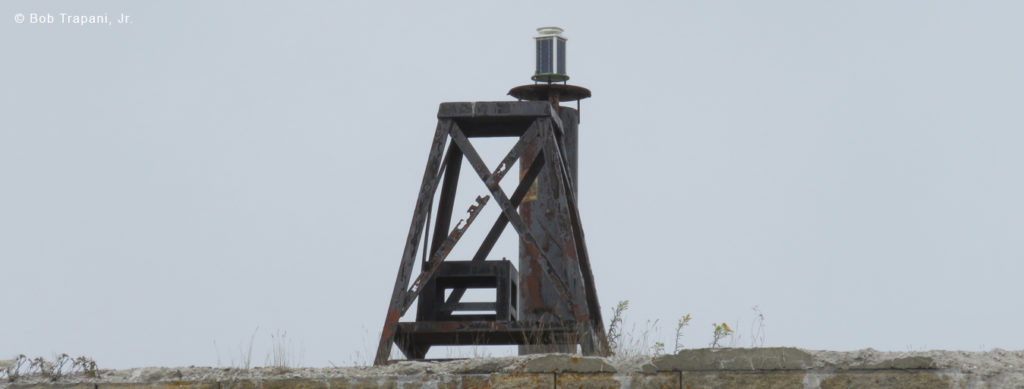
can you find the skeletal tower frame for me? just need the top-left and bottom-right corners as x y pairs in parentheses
(374, 101), (607, 365)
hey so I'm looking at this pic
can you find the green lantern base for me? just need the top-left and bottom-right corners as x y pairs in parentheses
(531, 73), (570, 83)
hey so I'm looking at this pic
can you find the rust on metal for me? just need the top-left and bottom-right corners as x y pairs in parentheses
(541, 123), (609, 355)
(444, 148), (546, 306)
(547, 128), (609, 354)
(375, 121), (452, 366)
(375, 101), (603, 364)
(401, 194), (490, 315)
(448, 123), (576, 304)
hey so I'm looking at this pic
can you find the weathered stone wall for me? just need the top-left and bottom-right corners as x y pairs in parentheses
(5, 348), (1024, 389)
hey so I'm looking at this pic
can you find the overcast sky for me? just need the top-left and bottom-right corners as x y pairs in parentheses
(3, 1), (1023, 369)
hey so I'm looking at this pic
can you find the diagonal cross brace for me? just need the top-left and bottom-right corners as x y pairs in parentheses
(471, 147), (545, 263)
(443, 123), (544, 305)
(376, 111), (606, 364)
(489, 121), (541, 184)
(448, 121), (578, 314)
(399, 194), (490, 315)
(446, 147), (546, 306)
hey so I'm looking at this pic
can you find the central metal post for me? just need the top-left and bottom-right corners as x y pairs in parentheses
(518, 107), (580, 354)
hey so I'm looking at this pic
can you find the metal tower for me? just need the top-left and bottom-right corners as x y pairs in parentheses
(374, 27), (606, 365)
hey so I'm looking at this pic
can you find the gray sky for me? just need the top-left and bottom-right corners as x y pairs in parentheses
(3, 0), (1023, 368)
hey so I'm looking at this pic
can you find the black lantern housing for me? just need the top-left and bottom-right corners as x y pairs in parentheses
(533, 26), (568, 83)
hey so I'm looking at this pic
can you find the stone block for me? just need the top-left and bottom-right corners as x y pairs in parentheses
(103, 383), (219, 389)
(679, 371), (805, 389)
(645, 348), (814, 372)
(519, 355), (615, 374)
(820, 371), (949, 389)
(556, 373), (678, 389)
(459, 373), (553, 389)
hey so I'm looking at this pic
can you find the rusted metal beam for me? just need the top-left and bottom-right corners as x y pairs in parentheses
(469, 149), (545, 263)
(394, 320), (579, 348)
(444, 151), (545, 306)
(442, 302), (496, 312)
(421, 156), (447, 273)
(401, 195), (490, 315)
(378, 102), (605, 364)
(437, 101), (552, 119)
(445, 133), (546, 306)
(417, 142), (462, 322)
(544, 126), (610, 356)
(534, 118), (596, 352)
(375, 120), (452, 366)
(432, 124), (544, 307)
(490, 122), (541, 184)
(430, 144), (463, 255)
(448, 122), (578, 315)
(548, 104), (565, 137)
(517, 115), (580, 355)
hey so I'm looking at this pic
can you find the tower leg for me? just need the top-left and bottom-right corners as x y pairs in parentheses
(375, 121), (450, 365)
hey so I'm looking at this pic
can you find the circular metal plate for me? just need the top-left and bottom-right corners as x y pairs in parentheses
(508, 84), (592, 102)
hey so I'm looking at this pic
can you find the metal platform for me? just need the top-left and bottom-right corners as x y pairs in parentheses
(393, 320), (580, 360)
(418, 260), (519, 322)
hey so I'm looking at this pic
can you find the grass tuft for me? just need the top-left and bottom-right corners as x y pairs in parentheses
(2, 354), (98, 382)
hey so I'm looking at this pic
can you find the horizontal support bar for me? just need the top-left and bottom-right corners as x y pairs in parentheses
(442, 302), (496, 312)
(394, 321), (580, 347)
(438, 101), (552, 118)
